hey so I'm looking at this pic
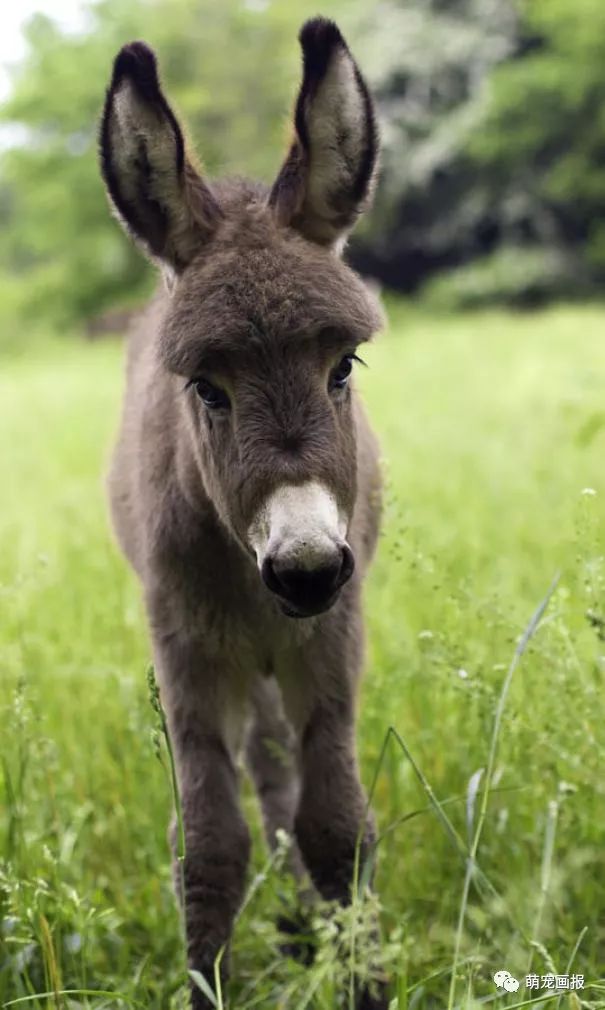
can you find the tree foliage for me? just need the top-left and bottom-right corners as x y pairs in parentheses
(468, 0), (605, 281)
(350, 0), (519, 290)
(0, 0), (604, 328)
(352, 0), (605, 302)
(0, 0), (353, 326)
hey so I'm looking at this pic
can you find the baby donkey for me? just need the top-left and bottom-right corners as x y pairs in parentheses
(100, 16), (386, 1009)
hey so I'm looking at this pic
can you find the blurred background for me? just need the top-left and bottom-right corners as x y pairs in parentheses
(1, 0), (604, 338)
(2, 2), (605, 1009)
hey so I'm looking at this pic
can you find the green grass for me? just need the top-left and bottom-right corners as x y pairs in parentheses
(1, 303), (605, 1009)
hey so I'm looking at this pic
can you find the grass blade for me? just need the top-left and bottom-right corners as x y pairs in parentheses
(447, 574), (560, 1010)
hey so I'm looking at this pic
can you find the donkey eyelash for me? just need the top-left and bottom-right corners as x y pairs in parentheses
(182, 376), (222, 392)
(184, 355), (367, 392)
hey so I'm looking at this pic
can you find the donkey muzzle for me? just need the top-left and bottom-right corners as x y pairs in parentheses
(248, 481), (354, 618)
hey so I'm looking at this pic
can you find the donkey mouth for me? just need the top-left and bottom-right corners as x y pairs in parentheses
(279, 592), (341, 619)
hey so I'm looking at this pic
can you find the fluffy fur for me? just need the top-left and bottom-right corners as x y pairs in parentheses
(100, 18), (386, 1010)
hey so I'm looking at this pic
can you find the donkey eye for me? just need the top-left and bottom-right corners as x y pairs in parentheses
(329, 355), (354, 392)
(192, 378), (230, 410)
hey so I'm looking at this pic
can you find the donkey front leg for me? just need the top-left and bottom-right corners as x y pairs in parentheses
(294, 689), (388, 1009)
(246, 677), (315, 962)
(246, 676), (305, 878)
(295, 699), (375, 903)
(153, 635), (251, 1010)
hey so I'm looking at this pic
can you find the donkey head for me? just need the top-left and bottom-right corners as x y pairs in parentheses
(100, 19), (382, 618)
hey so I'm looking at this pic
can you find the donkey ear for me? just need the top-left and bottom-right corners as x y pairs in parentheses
(269, 18), (378, 249)
(100, 42), (222, 271)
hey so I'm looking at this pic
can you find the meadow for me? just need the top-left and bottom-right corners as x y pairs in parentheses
(1, 302), (604, 1009)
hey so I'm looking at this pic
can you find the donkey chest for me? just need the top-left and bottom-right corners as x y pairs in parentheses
(183, 587), (317, 755)
(193, 586), (315, 674)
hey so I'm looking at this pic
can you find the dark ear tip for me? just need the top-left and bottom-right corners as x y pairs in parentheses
(111, 41), (160, 93)
(299, 17), (347, 61)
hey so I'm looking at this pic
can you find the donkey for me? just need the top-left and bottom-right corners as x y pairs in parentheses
(100, 17), (386, 1009)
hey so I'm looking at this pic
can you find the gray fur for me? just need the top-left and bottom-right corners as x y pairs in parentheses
(100, 18), (386, 1009)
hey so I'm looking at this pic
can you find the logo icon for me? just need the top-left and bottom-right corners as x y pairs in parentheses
(494, 970), (520, 992)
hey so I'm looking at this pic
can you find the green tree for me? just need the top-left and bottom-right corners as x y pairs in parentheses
(4, 0), (602, 325)
(0, 0), (350, 328)
(468, 0), (605, 281)
(349, 0), (519, 291)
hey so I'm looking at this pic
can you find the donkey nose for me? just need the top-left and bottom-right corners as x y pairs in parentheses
(261, 544), (355, 616)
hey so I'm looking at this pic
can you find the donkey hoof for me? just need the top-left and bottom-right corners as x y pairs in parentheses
(356, 980), (390, 1010)
(277, 913), (316, 966)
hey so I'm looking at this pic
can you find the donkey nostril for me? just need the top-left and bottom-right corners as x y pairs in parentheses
(274, 562), (339, 604)
(262, 544), (355, 610)
(338, 543), (355, 588)
(261, 556), (282, 595)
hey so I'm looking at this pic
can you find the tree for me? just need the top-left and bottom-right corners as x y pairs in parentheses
(2, 0), (603, 326)
(467, 0), (605, 281)
(353, 0), (605, 304)
(0, 0), (348, 327)
(348, 0), (519, 291)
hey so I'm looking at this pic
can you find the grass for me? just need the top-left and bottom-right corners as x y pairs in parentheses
(1, 301), (605, 1009)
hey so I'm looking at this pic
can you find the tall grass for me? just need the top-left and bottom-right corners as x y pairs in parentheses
(1, 305), (605, 1008)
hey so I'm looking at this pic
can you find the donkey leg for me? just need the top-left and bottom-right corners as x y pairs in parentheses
(246, 676), (314, 962)
(153, 636), (251, 1010)
(246, 676), (304, 871)
(291, 667), (388, 1009)
(295, 699), (376, 902)
(179, 738), (250, 1010)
